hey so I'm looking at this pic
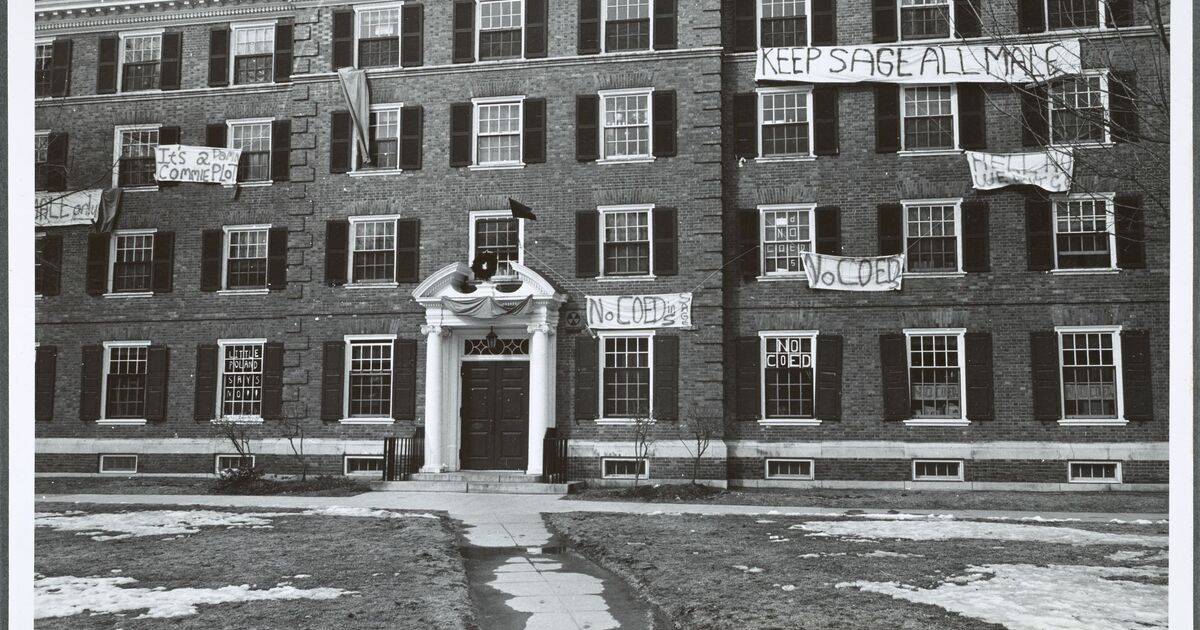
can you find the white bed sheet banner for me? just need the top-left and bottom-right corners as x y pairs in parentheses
(800, 252), (905, 291)
(755, 40), (1081, 83)
(586, 293), (693, 329)
(966, 149), (1073, 192)
(35, 189), (102, 227)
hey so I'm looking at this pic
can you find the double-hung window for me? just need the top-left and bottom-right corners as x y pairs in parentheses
(35, 41), (53, 97)
(759, 0), (808, 46)
(474, 98), (523, 166)
(218, 339), (266, 421)
(604, 0), (652, 51)
(600, 89), (653, 160)
(227, 119), (273, 183)
(1052, 194), (1115, 270)
(903, 199), (961, 273)
(356, 5), (401, 68)
(902, 85), (957, 151)
(109, 230), (156, 294)
(759, 88), (811, 158)
(345, 336), (395, 420)
(224, 226), (270, 290)
(470, 211), (523, 279)
(760, 205), (812, 276)
(599, 205), (652, 277)
(114, 125), (160, 189)
(231, 23), (275, 84)
(760, 332), (816, 420)
(120, 32), (162, 92)
(103, 342), (150, 421)
(35, 233), (47, 296)
(478, 0), (524, 60)
(1047, 0), (1101, 30)
(1056, 326), (1122, 421)
(899, 0), (952, 40)
(905, 329), (965, 421)
(351, 104), (404, 171)
(35, 131), (50, 191)
(600, 332), (653, 419)
(1049, 73), (1109, 145)
(349, 216), (398, 285)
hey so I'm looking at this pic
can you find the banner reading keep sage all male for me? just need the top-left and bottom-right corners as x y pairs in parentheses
(155, 145), (243, 185)
(586, 293), (693, 329)
(756, 40), (1081, 83)
(965, 149), (1073, 192)
(35, 189), (103, 227)
(800, 252), (905, 292)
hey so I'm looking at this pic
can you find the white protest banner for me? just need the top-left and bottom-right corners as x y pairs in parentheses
(35, 189), (102, 227)
(801, 252), (905, 292)
(756, 40), (1081, 83)
(586, 293), (693, 330)
(966, 149), (1073, 192)
(155, 145), (243, 185)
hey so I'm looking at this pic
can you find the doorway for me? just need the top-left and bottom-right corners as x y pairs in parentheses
(460, 362), (529, 470)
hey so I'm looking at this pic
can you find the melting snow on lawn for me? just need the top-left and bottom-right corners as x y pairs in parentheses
(837, 563), (1166, 630)
(36, 575), (353, 619)
(36, 508), (438, 540)
(791, 520), (1167, 547)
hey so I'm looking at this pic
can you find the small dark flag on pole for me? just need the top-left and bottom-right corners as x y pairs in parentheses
(509, 197), (537, 221)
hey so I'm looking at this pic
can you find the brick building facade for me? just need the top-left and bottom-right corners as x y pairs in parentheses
(32, 0), (1168, 490)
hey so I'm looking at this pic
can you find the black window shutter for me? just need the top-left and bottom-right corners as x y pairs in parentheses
(877, 203), (904, 255)
(961, 201), (991, 272)
(160, 32), (183, 90)
(97, 35), (118, 94)
(1109, 72), (1139, 143)
(738, 208), (760, 279)
(523, 98), (546, 164)
(1122, 330), (1152, 421)
(271, 120), (291, 182)
(1020, 85), (1048, 146)
(86, 233), (110, 295)
(200, 229), (224, 291)
(875, 84), (901, 152)
(735, 337), (760, 420)
(880, 333), (910, 420)
(574, 335), (599, 420)
(815, 335), (843, 421)
(576, 95), (600, 161)
(449, 102), (473, 167)
(209, 27), (230, 87)
(329, 110), (352, 173)
(206, 123), (227, 148)
(401, 4), (425, 67)
(80, 345), (103, 421)
(575, 210), (600, 277)
(1017, 0), (1047, 33)
(260, 341), (284, 420)
(965, 332), (994, 420)
(268, 227), (289, 289)
(579, 0), (601, 54)
(332, 10), (354, 69)
(810, 0), (837, 44)
(733, 92), (758, 159)
(1030, 331), (1061, 420)
(872, 0), (898, 42)
(274, 23), (293, 82)
(400, 105), (424, 170)
(1025, 196), (1054, 271)
(396, 218), (420, 282)
(40, 234), (63, 296)
(526, 0), (548, 58)
(36, 346), (57, 421)
(321, 340), (346, 421)
(954, 0), (982, 37)
(144, 345), (170, 421)
(50, 39), (73, 97)
(652, 335), (679, 420)
(653, 0), (677, 50)
(152, 231), (174, 293)
(1106, 0), (1135, 27)
(46, 132), (69, 192)
(157, 126), (181, 187)
(325, 220), (350, 286)
(392, 339), (417, 420)
(1114, 194), (1145, 269)
(652, 90), (677, 157)
(732, 0), (756, 51)
(815, 206), (841, 255)
(958, 84), (987, 150)
(452, 0), (476, 63)
(194, 344), (219, 421)
(653, 207), (678, 276)
(812, 86), (839, 156)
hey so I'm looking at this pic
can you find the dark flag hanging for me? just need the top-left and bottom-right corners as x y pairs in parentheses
(93, 188), (123, 233)
(509, 197), (537, 221)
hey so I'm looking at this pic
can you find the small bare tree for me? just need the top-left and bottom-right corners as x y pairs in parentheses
(630, 412), (656, 488)
(280, 419), (309, 481)
(677, 413), (722, 486)
(212, 419), (257, 477)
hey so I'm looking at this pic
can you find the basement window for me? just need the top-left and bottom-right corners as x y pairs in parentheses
(215, 454), (255, 473)
(1068, 461), (1121, 484)
(602, 458), (647, 479)
(765, 458), (813, 480)
(912, 459), (963, 481)
(98, 454), (138, 474)
(345, 456), (385, 476)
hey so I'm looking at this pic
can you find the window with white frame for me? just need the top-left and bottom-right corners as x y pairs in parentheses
(912, 459), (963, 481)
(110, 230), (155, 293)
(760, 205), (812, 276)
(345, 455), (386, 475)
(761, 333), (816, 419)
(231, 23), (275, 84)
(602, 458), (647, 479)
(470, 211), (523, 278)
(1052, 194), (1115, 270)
(228, 120), (273, 182)
(600, 206), (652, 276)
(1049, 73), (1108, 145)
(35, 233), (46, 294)
(601, 89), (652, 159)
(104, 342), (150, 420)
(765, 458), (813, 480)
(900, 0), (951, 40)
(906, 330), (965, 420)
(356, 5), (401, 68)
(35, 42), (53, 97)
(478, 0), (524, 61)
(605, 0), (652, 51)
(1057, 327), (1121, 420)
(219, 340), (265, 420)
(361, 105), (402, 169)
(115, 126), (160, 188)
(475, 99), (523, 165)
(35, 131), (49, 191)
(902, 85), (956, 150)
(903, 200), (961, 273)
(1068, 461), (1120, 483)
(349, 217), (398, 284)
(215, 454), (255, 472)
(99, 454), (139, 474)
(346, 337), (393, 419)
(1047, 0), (1101, 30)
(601, 333), (652, 419)
(121, 32), (162, 92)
(759, 89), (811, 158)
(760, 0), (808, 47)
(224, 226), (270, 290)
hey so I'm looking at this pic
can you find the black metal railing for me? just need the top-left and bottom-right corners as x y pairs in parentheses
(542, 428), (569, 484)
(383, 428), (424, 481)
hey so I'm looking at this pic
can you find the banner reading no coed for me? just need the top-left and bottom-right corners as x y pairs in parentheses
(155, 145), (243, 186)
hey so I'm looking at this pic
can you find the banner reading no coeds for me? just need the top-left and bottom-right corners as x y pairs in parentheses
(155, 145), (243, 186)
(801, 252), (905, 292)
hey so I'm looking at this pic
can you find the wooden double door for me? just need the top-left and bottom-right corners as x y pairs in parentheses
(460, 361), (529, 471)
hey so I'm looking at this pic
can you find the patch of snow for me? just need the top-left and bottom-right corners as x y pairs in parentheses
(1107, 550), (1169, 563)
(791, 520), (1167, 547)
(860, 550), (925, 559)
(837, 564), (1166, 630)
(36, 511), (275, 541)
(297, 507), (437, 519)
(731, 565), (764, 574)
(781, 585), (796, 591)
(291, 574), (311, 579)
(756, 519), (776, 524)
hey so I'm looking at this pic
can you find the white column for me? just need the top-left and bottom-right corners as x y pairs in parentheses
(526, 323), (551, 475)
(420, 324), (446, 473)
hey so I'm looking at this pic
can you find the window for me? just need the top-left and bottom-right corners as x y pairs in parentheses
(1049, 73), (1108, 145)
(35, 131), (49, 191)
(35, 233), (46, 295)
(346, 337), (394, 419)
(475, 99), (523, 166)
(605, 0), (652, 51)
(912, 460), (963, 481)
(364, 106), (401, 169)
(36, 42), (53, 97)
(478, 0), (524, 60)
(902, 85), (956, 150)
(760, 206), (813, 276)
(602, 458), (648, 479)
(219, 340), (265, 421)
(231, 23), (275, 84)
(103, 343), (149, 420)
(1068, 461), (1121, 483)
(215, 454), (255, 473)
(1047, 0), (1101, 30)
(110, 231), (155, 294)
(760, 0), (808, 47)
(600, 206), (652, 276)
(349, 217), (398, 284)
(356, 5), (401, 68)
(99, 454), (138, 474)
(228, 119), (273, 182)
(115, 126), (160, 188)
(765, 459), (814, 480)
(600, 89), (652, 159)
(470, 211), (523, 278)
(906, 330), (965, 420)
(1053, 194), (1115, 269)
(1057, 327), (1121, 420)
(761, 333), (816, 420)
(601, 333), (652, 419)
(900, 0), (951, 40)
(903, 200), (961, 273)
(224, 226), (270, 289)
(345, 456), (385, 475)
(120, 32), (162, 91)
(759, 89), (811, 158)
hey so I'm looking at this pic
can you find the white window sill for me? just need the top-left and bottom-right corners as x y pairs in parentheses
(345, 282), (400, 290)
(1058, 418), (1129, 427)
(597, 156), (655, 165)
(349, 169), (405, 178)
(217, 288), (269, 296)
(597, 275), (657, 282)
(755, 155), (816, 163)
(1067, 478), (1121, 484)
(223, 181), (273, 188)
(104, 292), (154, 299)
(339, 418), (395, 425)
(212, 416), (264, 425)
(1049, 142), (1113, 150)
(469, 163), (526, 171)
(758, 419), (821, 426)
(897, 149), (964, 157)
(755, 274), (806, 282)
(228, 80), (280, 89)
(596, 48), (654, 56)
(903, 418), (971, 427)
(913, 477), (965, 482)
(595, 418), (657, 426)
(119, 89), (163, 96)
(904, 271), (967, 279)
(1048, 268), (1120, 275)
(897, 35), (965, 44)
(97, 419), (148, 426)
(121, 186), (159, 193)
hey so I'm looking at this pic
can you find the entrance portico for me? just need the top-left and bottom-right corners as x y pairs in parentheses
(412, 262), (567, 476)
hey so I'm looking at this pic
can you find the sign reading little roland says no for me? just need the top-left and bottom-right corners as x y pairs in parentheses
(586, 293), (693, 330)
(155, 145), (243, 186)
